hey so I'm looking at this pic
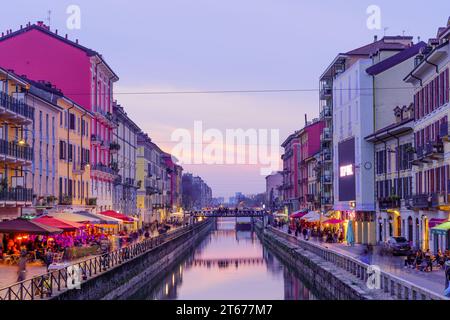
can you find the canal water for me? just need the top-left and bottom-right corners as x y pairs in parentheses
(129, 218), (321, 300)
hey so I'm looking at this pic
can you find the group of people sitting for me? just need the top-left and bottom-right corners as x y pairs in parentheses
(404, 249), (450, 272)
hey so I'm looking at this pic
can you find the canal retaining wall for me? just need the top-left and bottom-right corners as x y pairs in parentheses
(51, 219), (214, 300)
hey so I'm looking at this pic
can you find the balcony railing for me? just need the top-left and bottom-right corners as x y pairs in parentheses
(320, 106), (332, 119)
(109, 141), (120, 152)
(0, 91), (34, 121)
(320, 86), (332, 100)
(0, 139), (33, 161)
(407, 193), (438, 209)
(424, 141), (444, 159)
(91, 163), (116, 175)
(378, 197), (401, 210)
(440, 121), (449, 141)
(0, 187), (33, 202)
(90, 134), (103, 146)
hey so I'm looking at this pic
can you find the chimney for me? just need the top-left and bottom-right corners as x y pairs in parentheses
(37, 21), (43, 27)
(304, 114), (308, 126)
(374, 35), (378, 42)
(55, 29), (58, 35)
(75, 39), (79, 44)
(65, 34), (68, 39)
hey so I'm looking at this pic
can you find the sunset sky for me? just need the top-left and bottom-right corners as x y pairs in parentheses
(2, 0), (449, 198)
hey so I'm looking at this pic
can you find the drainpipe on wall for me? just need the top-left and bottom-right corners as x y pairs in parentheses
(67, 104), (75, 203)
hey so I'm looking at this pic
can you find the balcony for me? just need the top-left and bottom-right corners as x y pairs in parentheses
(58, 194), (73, 206)
(0, 139), (33, 165)
(407, 193), (438, 210)
(440, 122), (449, 142)
(86, 198), (97, 206)
(321, 197), (333, 205)
(0, 91), (34, 125)
(320, 86), (332, 100)
(94, 108), (117, 128)
(423, 140), (444, 160)
(91, 163), (117, 180)
(0, 187), (33, 203)
(146, 186), (160, 196)
(109, 141), (120, 153)
(411, 146), (431, 166)
(91, 134), (103, 146)
(323, 152), (332, 162)
(378, 197), (401, 210)
(320, 106), (332, 119)
(323, 173), (332, 184)
(321, 130), (332, 142)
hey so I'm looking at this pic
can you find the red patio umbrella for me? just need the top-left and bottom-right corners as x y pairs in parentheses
(0, 218), (63, 235)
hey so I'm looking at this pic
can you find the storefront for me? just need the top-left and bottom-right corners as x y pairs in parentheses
(431, 221), (450, 253)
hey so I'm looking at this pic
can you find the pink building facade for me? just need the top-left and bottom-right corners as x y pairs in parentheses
(0, 22), (119, 211)
(298, 120), (324, 210)
(281, 133), (300, 214)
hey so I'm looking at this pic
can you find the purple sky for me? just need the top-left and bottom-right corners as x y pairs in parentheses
(2, 1), (449, 198)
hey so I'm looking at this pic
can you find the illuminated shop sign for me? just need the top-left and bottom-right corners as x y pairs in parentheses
(338, 138), (356, 202)
(339, 164), (353, 177)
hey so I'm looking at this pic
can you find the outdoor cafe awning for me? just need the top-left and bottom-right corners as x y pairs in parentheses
(48, 212), (102, 224)
(74, 211), (121, 225)
(290, 209), (308, 219)
(0, 218), (63, 235)
(429, 218), (447, 228)
(300, 211), (321, 222)
(33, 216), (83, 232)
(99, 210), (135, 223)
(431, 221), (450, 236)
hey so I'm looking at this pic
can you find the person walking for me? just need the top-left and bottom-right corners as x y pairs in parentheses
(307, 228), (311, 241)
(17, 249), (28, 282)
(302, 227), (308, 240)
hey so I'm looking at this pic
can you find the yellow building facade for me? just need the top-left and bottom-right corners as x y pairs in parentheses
(56, 97), (92, 207)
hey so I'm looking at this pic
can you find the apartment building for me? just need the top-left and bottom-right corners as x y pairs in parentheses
(112, 102), (140, 216)
(404, 21), (450, 252)
(0, 21), (120, 213)
(330, 36), (413, 244)
(0, 68), (34, 219)
(364, 41), (426, 245)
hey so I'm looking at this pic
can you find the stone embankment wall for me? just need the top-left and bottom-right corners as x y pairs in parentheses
(52, 219), (213, 300)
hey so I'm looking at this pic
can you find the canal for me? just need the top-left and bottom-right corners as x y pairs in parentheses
(129, 218), (323, 300)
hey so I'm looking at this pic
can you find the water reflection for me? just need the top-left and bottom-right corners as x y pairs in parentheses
(130, 218), (319, 300)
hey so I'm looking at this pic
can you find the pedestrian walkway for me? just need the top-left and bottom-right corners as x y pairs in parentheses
(275, 226), (446, 296)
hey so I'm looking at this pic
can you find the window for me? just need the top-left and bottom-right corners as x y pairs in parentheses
(69, 113), (75, 130)
(59, 141), (66, 160)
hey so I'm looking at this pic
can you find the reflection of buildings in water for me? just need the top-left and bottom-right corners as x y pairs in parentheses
(131, 263), (185, 300)
(263, 248), (283, 275)
(283, 269), (316, 300)
(188, 257), (265, 269)
(235, 230), (255, 243)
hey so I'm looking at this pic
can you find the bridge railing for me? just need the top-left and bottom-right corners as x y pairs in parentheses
(0, 219), (211, 300)
(259, 222), (447, 301)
